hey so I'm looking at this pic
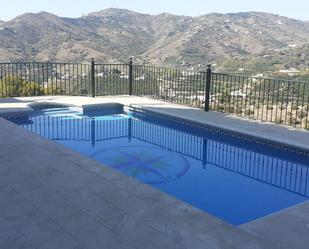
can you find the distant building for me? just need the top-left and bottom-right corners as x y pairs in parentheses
(252, 73), (264, 78)
(230, 90), (247, 98)
(135, 74), (145, 80)
(279, 68), (300, 76)
(120, 74), (129, 79)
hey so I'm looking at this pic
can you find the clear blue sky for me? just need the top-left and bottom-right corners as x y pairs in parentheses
(0, 0), (308, 21)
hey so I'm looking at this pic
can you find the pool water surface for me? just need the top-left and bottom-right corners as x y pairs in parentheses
(10, 107), (309, 225)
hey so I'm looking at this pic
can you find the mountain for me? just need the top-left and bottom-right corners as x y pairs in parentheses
(0, 8), (309, 76)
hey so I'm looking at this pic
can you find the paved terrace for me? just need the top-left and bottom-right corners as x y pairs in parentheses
(0, 96), (308, 249)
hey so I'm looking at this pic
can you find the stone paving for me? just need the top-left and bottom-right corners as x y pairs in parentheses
(241, 201), (309, 249)
(0, 96), (308, 249)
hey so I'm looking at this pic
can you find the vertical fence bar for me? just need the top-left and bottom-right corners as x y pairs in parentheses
(91, 58), (95, 98)
(204, 65), (212, 111)
(129, 58), (133, 96)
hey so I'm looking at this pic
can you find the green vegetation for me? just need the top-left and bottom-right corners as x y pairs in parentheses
(164, 57), (179, 66)
(0, 75), (64, 97)
(220, 58), (282, 76)
(0, 76), (44, 97)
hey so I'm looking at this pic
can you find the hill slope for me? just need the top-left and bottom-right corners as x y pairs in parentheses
(0, 9), (309, 75)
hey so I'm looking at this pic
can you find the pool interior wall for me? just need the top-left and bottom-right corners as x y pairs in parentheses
(7, 106), (309, 225)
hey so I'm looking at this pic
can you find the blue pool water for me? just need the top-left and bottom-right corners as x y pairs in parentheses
(10, 107), (309, 225)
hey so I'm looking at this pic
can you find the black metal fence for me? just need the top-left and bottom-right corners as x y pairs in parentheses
(0, 62), (93, 96)
(131, 64), (208, 108)
(130, 64), (309, 129)
(1, 60), (308, 129)
(0, 61), (130, 97)
(210, 73), (309, 129)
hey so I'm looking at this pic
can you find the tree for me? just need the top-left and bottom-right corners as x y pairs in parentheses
(0, 75), (44, 97)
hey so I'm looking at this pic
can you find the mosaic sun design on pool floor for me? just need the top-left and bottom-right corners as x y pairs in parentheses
(90, 145), (191, 184)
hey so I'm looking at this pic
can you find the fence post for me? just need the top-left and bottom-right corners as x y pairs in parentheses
(204, 65), (212, 111)
(129, 58), (133, 96)
(91, 58), (95, 98)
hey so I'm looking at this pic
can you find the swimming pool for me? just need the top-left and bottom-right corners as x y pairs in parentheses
(8, 107), (309, 225)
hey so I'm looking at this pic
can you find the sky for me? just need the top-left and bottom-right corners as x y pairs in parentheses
(0, 0), (308, 21)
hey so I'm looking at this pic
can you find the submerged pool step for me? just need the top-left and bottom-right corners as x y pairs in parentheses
(42, 108), (82, 116)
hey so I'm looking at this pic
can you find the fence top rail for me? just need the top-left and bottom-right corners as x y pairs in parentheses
(0, 61), (92, 66)
(0, 62), (130, 67)
(133, 64), (208, 74)
(94, 63), (129, 66)
(212, 72), (309, 85)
